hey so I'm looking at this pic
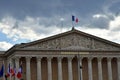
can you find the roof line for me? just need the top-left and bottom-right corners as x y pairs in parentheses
(18, 28), (120, 48)
(5, 28), (120, 55)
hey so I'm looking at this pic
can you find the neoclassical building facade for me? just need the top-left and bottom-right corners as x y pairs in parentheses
(0, 28), (120, 80)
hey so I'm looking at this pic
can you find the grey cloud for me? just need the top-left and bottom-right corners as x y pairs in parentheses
(0, 0), (120, 32)
(0, 0), (105, 19)
(90, 17), (110, 29)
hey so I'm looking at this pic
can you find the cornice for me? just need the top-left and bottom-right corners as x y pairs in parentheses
(14, 48), (120, 52)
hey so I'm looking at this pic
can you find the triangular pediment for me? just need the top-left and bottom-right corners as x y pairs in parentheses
(16, 28), (120, 51)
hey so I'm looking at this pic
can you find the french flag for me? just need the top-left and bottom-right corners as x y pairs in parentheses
(17, 63), (22, 79)
(12, 67), (16, 77)
(6, 64), (11, 77)
(6, 63), (14, 77)
(72, 15), (79, 23)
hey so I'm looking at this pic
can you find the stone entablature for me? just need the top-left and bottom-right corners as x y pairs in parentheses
(10, 51), (120, 58)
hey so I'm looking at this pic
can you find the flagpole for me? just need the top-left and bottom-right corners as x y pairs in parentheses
(72, 18), (74, 28)
(60, 18), (64, 33)
(10, 62), (11, 80)
(2, 60), (4, 80)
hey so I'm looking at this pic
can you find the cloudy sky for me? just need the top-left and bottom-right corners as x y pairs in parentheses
(0, 0), (120, 51)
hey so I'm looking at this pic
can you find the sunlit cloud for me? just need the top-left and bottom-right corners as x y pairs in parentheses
(93, 14), (108, 19)
(0, 41), (13, 51)
(76, 26), (120, 43)
(0, 16), (68, 42)
(109, 16), (120, 30)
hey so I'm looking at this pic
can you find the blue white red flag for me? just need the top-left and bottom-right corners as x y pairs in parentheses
(6, 63), (10, 77)
(6, 63), (14, 77)
(12, 67), (16, 77)
(72, 15), (79, 23)
(17, 63), (22, 79)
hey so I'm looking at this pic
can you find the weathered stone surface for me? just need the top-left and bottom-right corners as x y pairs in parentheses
(22, 33), (120, 50)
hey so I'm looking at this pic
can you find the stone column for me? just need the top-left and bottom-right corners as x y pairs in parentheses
(68, 57), (73, 80)
(98, 57), (103, 80)
(117, 57), (120, 80)
(15, 57), (20, 80)
(26, 57), (31, 80)
(88, 57), (93, 80)
(78, 57), (83, 80)
(47, 57), (52, 80)
(36, 57), (42, 80)
(107, 57), (112, 80)
(58, 57), (63, 80)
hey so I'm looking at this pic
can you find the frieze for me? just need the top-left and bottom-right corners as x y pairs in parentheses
(23, 33), (120, 51)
